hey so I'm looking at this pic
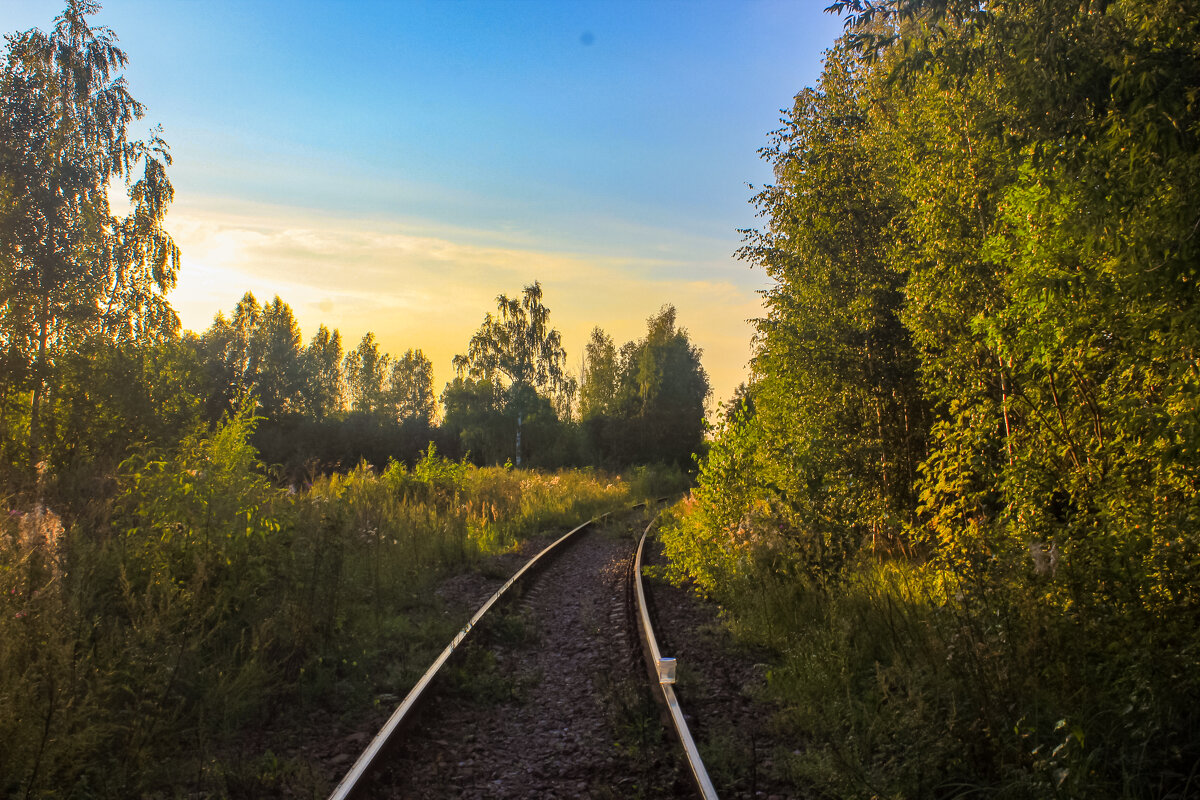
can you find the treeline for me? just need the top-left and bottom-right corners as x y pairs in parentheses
(192, 293), (435, 426)
(665, 1), (1200, 797)
(184, 291), (449, 478)
(174, 287), (709, 480)
(0, 277), (708, 497)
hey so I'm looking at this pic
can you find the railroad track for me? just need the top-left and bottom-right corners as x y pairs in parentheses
(327, 502), (718, 799)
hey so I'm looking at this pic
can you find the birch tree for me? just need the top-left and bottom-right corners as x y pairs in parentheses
(454, 282), (571, 465)
(0, 0), (179, 468)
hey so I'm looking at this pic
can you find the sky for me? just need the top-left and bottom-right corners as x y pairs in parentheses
(1, 0), (844, 409)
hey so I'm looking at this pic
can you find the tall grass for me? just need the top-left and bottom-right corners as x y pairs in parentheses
(660, 498), (1200, 799)
(0, 415), (679, 798)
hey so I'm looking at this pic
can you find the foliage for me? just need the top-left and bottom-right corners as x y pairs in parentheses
(583, 306), (711, 469)
(440, 376), (510, 465)
(302, 323), (344, 420)
(453, 281), (575, 464)
(663, 3), (1200, 797)
(251, 412), (450, 480)
(342, 331), (390, 415)
(184, 287), (712, 474)
(388, 347), (436, 424)
(736, 39), (926, 562)
(579, 326), (618, 418)
(0, 0), (179, 471)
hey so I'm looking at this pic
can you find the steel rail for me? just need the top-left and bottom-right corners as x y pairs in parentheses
(634, 512), (720, 800)
(327, 512), (609, 800)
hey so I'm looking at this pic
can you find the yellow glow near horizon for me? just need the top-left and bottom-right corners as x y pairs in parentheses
(168, 198), (764, 413)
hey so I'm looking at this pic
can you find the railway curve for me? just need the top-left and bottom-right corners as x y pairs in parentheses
(336, 508), (699, 798)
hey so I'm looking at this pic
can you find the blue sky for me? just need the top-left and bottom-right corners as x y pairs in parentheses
(2, 0), (844, 407)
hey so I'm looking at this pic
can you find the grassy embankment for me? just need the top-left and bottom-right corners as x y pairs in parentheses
(660, 489), (1200, 799)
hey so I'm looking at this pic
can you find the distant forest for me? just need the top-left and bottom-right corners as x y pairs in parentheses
(183, 285), (709, 477)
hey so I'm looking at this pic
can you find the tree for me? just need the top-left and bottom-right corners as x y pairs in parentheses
(579, 326), (617, 419)
(439, 376), (507, 464)
(56, 336), (203, 474)
(616, 305), (710, 466)
(578, 308), (710, 468)
(192, 293), (261, 422)
(388, 348), (435, 424)
(343, 332), (390, 414)
(193, 293), (306, 420)
(254, 297), (304, 418)
(723, 381), (755, 426)
(0, 0), (179, 469)
(229, 292), (261, 396)
(735, 39), (927, 554)
(453, 282), (572, 465)
(301, 324), (343, 420)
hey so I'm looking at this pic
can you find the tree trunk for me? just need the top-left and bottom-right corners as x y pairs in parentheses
(515, 412), (522, 467)
(29, 306), (49, 471)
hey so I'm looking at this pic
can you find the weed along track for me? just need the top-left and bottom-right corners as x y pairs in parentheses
(330, 508), (696, 799)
